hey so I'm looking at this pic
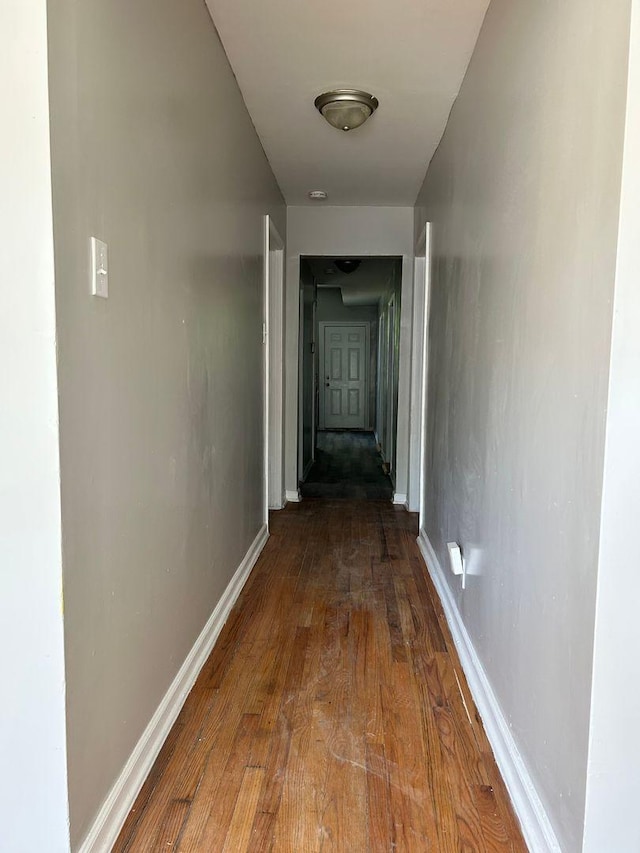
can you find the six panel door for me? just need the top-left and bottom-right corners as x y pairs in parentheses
(323, 325), (367, 429)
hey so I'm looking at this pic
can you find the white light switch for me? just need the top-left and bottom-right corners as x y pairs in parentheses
(91, 237), (109, 298)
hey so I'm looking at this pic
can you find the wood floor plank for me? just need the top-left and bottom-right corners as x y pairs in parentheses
(222, 766), (265, 852)
(255, 625), (310, 817)
(178, 714), (260, 851)
(114, 500), (527, 853)
(151, 798), (191, 852)
(382, 660), (440, 849)
(433, 703), (487, 852)
(474, 781), (516, 853)
(271, 611), (330, 851)
(115, 687), (218, 852)
(113, 700), (189, 852)
(420, 684), (461, 853)
(365, 740), (394, 850)
(316, 607), (368, 852)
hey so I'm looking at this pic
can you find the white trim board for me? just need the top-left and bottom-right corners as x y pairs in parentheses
(416, 528), (562, 853)
(393, 492), (408, 507)
(285, 489), (302, 503)
(264, 215), (286, 522)
(78, 524), (269, 853)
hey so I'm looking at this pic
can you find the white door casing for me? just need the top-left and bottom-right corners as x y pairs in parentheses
(319, 322), (369, 430)
(377, 289), (399, 478)
(263, 215), (285, 517)
(297, 285), (305, 481)
(385, 294), (396, 471)
(408, 222), (432, 517)
(416, 223), (432, 527)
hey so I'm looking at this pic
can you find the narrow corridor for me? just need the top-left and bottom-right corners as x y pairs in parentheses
(115, 501), (526, 851)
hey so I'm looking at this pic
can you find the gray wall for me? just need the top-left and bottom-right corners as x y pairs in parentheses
(47, 0), (284, 845)
(414, 0), (630, 849)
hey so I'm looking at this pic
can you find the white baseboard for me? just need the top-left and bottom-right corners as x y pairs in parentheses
(393, 492), (408, 507)
(416, 529), (561, 853)
(78, 524), (269, 853)
(285, 488), (302, 503)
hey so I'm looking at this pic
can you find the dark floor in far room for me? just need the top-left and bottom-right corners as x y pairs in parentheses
(300, 430), (393, 501)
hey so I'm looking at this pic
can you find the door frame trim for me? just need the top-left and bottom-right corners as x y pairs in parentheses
(384, 292), (397, 476)
(318, 321), (371, 430)
(409, 222), (432, 524)
(263, 215), (285, 521)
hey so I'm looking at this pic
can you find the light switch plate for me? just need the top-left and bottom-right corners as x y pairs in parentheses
(91, 237), (108, 298)
(447, 541), (466, 589)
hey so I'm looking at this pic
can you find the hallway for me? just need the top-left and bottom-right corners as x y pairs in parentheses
(115, 501), (526, 851)
(8, 0), (640, 849)
(301, 432), (393, 501)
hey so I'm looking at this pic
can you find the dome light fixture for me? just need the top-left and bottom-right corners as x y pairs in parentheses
(308, 189), (328, 200)
(314, 89), (379, 132)
(335, 259), (361, 275)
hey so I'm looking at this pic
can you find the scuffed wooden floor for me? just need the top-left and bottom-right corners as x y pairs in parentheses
(114, 500), (527, 852)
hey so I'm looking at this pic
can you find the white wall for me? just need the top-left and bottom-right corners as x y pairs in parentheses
(414, 0), (630, 849)
(583, 3), (640, 849)
(0, 2), (70, 850)
(47, 0), (284, 845)
(285, 206), (413, 498)
(316, 289), (379, 324)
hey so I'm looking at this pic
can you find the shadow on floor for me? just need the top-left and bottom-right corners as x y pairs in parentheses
(300, 430), (393, 501)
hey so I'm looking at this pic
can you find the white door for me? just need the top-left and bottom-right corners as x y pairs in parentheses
(321, 324), (368, 429)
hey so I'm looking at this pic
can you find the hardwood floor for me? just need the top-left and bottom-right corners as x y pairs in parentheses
(114, 500), (526, 852)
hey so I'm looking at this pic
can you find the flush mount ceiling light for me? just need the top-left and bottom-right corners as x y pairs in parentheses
(308, 189), (328, 200)
(314, 89), (379, 132)
(335, 259), (361, 275)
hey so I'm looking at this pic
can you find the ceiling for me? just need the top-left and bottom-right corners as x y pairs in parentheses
(204, 0), (490, 206)
(306, 257), (400, 306)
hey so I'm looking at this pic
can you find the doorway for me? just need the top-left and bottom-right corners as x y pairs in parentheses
(296, 255), (403, 501)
